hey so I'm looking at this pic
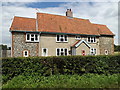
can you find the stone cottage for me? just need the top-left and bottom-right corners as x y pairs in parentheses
(10, 9), (114, 57)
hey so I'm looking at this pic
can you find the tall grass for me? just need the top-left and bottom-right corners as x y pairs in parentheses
(2, 74), (119, 88)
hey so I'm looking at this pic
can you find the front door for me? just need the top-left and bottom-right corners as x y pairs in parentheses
(71, 47), (76, 55)
(82, 50), (85, 56)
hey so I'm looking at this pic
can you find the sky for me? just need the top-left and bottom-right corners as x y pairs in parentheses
(0, 0), (119, 47)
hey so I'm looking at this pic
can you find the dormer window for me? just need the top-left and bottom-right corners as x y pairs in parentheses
(75, 35), (81, 40)
(56, 35), (68, 42)
(26, 33), (39, 42)
(88, 37), (96, 43)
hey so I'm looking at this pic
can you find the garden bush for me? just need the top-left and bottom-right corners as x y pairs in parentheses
(2, 55), (120, 84)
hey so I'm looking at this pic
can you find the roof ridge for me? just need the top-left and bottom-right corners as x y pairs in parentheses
(10, 12), (114, 36)
(14, 16), (36, 19)
(92, 23), (106, 26)
(37, 12), (89, 21)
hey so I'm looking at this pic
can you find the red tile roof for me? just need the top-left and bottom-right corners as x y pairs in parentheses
(93, 24), (114, 35)
(10, 13), (114, 36)
(10, 16), (36, 31)
(37, 13), (100, 35)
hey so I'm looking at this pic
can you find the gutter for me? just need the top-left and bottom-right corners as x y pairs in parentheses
(100, 34), (115, 36)
(10, 30), (101, 36)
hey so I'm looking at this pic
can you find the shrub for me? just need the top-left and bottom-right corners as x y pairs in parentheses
(2, 55), (120, 83)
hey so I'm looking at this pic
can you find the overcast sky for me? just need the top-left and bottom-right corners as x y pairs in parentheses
(0, 0), (119, 46)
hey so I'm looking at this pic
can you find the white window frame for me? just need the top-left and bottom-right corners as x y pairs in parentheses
(90, 48), (97, 55)
(105, 50), (108, 55)
(42, 48), (48, 56)
(26, 33), (39, 42)
(87, 36), (96, 43)
(56, 35), (68, 42)
(56, 48), (68, 56)
(23, 50), (29, 57)
(75, 35), (81, 40)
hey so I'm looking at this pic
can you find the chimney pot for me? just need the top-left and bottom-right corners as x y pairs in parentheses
(66, 9), (73, 18)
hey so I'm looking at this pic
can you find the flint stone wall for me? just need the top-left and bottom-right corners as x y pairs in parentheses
(12, 32), (38, 57)
(99, 36), (114, 55)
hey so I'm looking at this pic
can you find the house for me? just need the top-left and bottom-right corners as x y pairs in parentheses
(10, 9), (114, 57)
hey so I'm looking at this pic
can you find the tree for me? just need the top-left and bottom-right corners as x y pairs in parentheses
(114, 44), (120, 52)
(0, 44), (8, 50)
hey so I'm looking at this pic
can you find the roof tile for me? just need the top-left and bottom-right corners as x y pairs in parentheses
(10, 16), (36, 31)
(10, 13), (114, 36)
(93, 24), (114, 35)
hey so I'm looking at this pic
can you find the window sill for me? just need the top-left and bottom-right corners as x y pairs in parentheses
(75, 39), (81, 40)
(56, 41), (68, 43)
(26, 41), (39, 43)
(88, 42), (97, 44)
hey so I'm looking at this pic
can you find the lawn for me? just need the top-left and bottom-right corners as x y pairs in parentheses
(114, 52), (120, 55)
(2, 74), (119, 88)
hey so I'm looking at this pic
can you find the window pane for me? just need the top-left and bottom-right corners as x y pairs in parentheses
(94, 49), (96, 54)
(65, 49), (67, 55)
(94, 37), (96, 42)
(25, 51), (27, 55)
(31, 34), (34, 41)
(61, 52), (64, 56)
(75, 36), (77, 39)
(57, 35), (59, 41)
(60, 38), (64, 42)
(65, 35), (67, 41)
(31, 34), (34, 37)
(91, 37), (93, 42)
(88, 37), (90, 42)
(91, 40), (93, 43)
(61, 49), (63, 51)
(76, 36), (80, 39)
(61, 35), (63, 37)
(91, 49), (93, 54)
(57, 49), (59, 56)
(31, 38), (34, 41)
(35, 35), (38, 40)
(43, 49), (46, 53)
(27, 34), (30, 40)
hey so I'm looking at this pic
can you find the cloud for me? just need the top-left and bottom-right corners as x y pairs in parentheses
(1, 0), (119, 2)
(39, 2), (119, 45)
(1, 0), (40, 2)
(1, 1), (119, 46)
(2, 3), (37, 46)
(67, 2), (118, 45)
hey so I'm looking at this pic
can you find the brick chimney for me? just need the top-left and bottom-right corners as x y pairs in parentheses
(66, 9), (73, 17)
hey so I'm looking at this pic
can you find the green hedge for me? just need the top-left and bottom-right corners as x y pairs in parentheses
(2, 55), (120, 83)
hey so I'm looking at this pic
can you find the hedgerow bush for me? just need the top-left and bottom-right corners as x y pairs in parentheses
(2, 55), (120, 84)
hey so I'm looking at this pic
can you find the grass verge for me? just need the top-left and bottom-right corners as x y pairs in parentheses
(2, 74), (119, 88)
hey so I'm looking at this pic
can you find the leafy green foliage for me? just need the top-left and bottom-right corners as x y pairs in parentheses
(114, 44), (120, 52)
(2, 55), (120, 84)
(2, 74), (119, 88)
(0, 44), (11, 50)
